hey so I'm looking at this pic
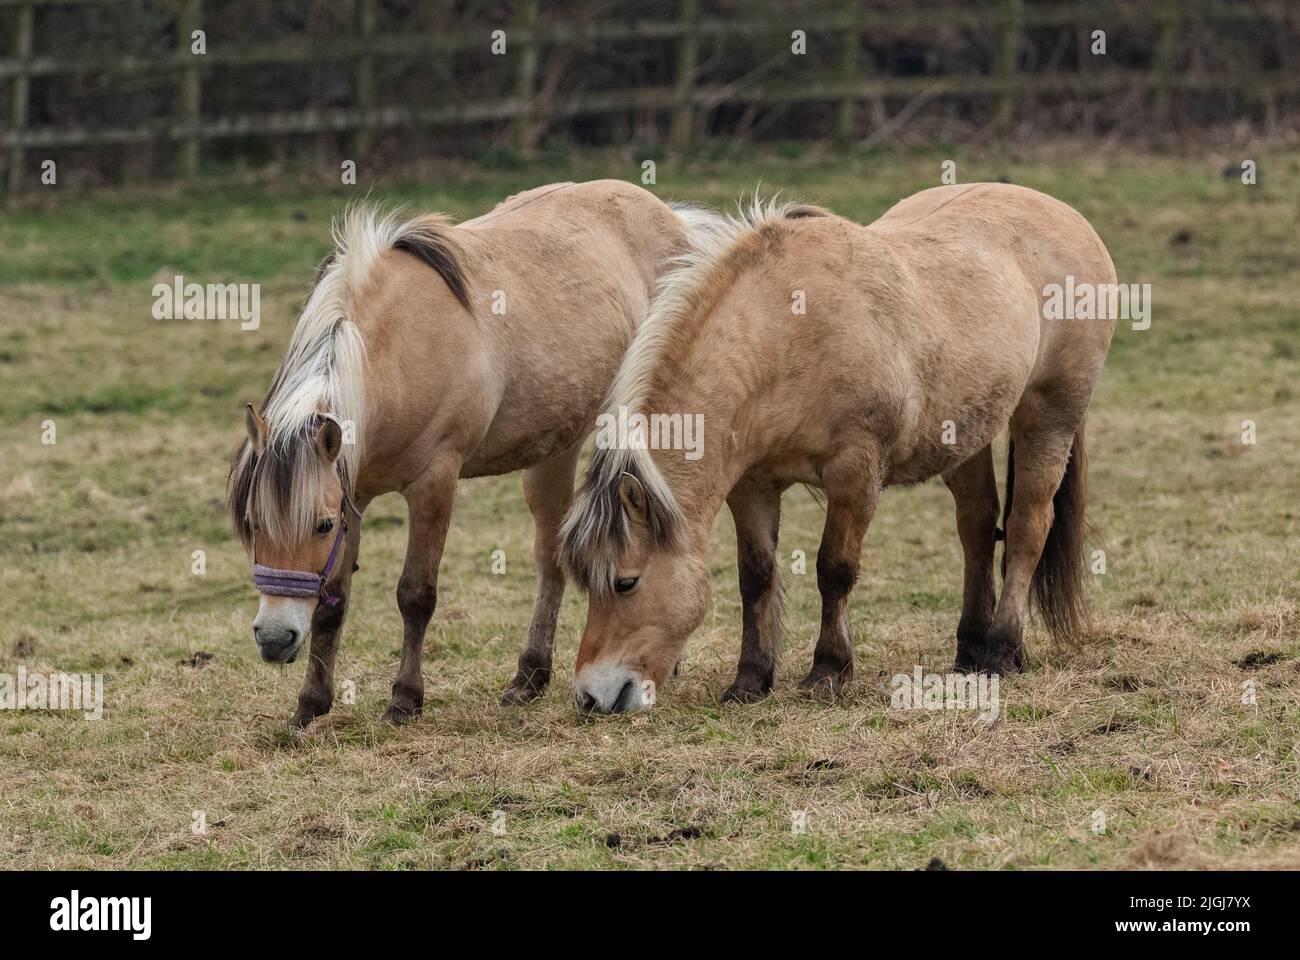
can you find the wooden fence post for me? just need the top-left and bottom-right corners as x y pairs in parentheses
(513, 0), (538, 156)
(670, 0), (698, 152)
(1152, 0), (1177, 128)
(6, 3), (33, 197)
(353, 0), (376, 160)
(177, 0), (202, 179)
(836, 0), (859, 146)
(995, 0), (1021, 136)
(0, 2), (1280, 183)
(1078, 26), (1096, 137)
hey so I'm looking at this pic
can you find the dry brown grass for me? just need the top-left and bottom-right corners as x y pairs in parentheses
(1, 149), (1298, 869)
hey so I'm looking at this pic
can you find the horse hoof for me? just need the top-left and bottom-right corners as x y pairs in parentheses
(798, 668), (850, 698)
(721, 676), (772, 704)
(952, 652), (1023, 676)
(954, 627), (1025, 676)
(500, 681), (546, 706)
(500, 666), (549, 706)
(289, 701), (329, 729)
(381, 703), (421, 725)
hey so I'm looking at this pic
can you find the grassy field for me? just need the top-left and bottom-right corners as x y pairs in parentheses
(1, 145), (1297, 869)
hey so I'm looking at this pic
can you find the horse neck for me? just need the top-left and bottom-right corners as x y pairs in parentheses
(344, 240), (489, 499)
(643, 324), (768, 531)
(344, 317), (411, 502)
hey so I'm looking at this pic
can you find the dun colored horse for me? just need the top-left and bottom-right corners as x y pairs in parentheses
(228, 180), (719, 726)
(560, 184), (1116, 713)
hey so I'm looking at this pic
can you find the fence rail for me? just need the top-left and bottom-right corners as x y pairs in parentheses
(2, 0), (1296, 194)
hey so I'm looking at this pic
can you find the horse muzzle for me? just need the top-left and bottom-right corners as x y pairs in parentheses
(252, 593), (313, 664)
(574, 665), (656, 715)
(253, 623), (303, 663)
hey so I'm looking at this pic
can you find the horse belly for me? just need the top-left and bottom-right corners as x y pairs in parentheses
(884, 365), (1027, 485)
(460, 342), (624, 477)
(461, 397), (594, 477)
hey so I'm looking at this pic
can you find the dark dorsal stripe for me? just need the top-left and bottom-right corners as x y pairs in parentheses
(393, 228), (471, 310)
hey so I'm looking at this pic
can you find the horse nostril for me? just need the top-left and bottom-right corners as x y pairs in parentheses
(255, 627), (298, 654)
(576, 691), (599, 714)
(611, 679), (635, 713)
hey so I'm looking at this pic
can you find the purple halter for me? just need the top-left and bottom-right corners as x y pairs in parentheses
(251, 458), (362, 607)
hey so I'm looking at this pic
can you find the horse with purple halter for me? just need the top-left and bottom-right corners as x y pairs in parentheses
(227, 181), (721, 728)
(250, 451), (361, 608)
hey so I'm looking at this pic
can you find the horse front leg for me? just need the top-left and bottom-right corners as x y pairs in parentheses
(721, 474), (784, 703)
(384, 462), (457, 725)
(502, 443), (582, 705)
(290, 521), (362, 729)
(801, 456), (880, 697)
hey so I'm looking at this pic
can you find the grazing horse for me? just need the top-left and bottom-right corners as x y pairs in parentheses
(228, 180), (721, 727)
(560, 184), (1116, 713)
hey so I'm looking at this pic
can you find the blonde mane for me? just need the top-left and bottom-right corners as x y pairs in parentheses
(606, 195), (825, 414)
(560, 195), (828, 592)
(228, 204), (467, 548)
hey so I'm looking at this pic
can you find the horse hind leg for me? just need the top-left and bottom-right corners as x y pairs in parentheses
(981, 408), (1090, 674)
(943, 445), (1001, 673)
(501, 443), (582, 705)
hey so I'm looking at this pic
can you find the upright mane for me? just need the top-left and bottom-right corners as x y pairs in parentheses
(559, 195), (828, 593)
(228, 203), (470, 549)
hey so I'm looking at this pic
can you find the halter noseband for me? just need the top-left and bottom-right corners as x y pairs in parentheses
(251, 458), (362, 607)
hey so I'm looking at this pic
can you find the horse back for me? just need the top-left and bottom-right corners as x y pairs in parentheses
(731, 184), (1115, 484)
(457, 180), (691, 474)
(869, 181), (1117, 378)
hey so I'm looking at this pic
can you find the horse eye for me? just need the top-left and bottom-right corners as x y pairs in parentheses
(614, 576), (640, 595)
(316, 518), (335, 536)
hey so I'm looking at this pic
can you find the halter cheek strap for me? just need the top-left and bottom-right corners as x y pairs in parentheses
(251, 460), (363, 607)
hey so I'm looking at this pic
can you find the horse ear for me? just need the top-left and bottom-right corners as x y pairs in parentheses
(244, 403), (268, 454)
(314, 417), (343, 464)
(617, 472), (648, 526)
